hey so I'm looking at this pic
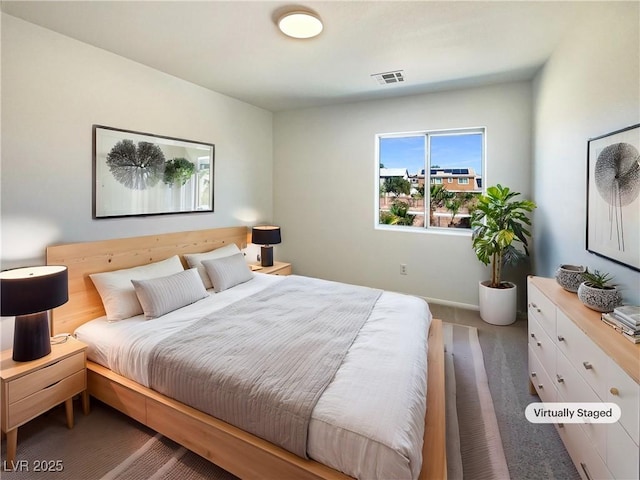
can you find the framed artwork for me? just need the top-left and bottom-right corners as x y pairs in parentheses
(93, 125), (214, 218)
(586, 123), (640, 271)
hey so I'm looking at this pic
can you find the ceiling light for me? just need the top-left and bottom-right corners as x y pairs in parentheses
(278, 11), (323, 39)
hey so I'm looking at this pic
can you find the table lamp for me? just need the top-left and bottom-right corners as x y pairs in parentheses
(251, 226), (281, 267)
(0, 266), (69, 362)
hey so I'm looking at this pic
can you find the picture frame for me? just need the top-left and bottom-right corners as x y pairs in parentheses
(586, 123), (640, 272)
(93, 125), (214, 218)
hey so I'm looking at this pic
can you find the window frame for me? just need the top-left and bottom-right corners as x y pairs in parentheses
(375, 127), (485, 234)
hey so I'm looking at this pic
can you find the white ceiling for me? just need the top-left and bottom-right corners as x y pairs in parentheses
(1, 1), (596, 112)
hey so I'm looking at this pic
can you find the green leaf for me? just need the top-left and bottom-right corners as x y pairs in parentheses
(470, 184), (536, 285)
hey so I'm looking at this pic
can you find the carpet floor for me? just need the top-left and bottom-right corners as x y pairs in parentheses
(430, 305), (580, 480)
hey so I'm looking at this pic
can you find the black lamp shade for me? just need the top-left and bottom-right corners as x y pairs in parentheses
(251, 226), (281, 246)
(1, 266), (68, 362)
(1, 266), (68, 316)
(251, 226), (281, 268)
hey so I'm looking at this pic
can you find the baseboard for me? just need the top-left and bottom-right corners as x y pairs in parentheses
(422, 296), (480, 311)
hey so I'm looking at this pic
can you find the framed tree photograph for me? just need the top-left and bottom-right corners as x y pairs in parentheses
(93, 125), (214, 218)
(586, 123), (640, 271)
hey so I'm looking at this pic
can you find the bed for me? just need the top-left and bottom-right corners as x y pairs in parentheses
(46, 226), (446, 480)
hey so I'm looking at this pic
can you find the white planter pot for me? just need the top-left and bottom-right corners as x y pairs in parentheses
(478, 280), (517, 325)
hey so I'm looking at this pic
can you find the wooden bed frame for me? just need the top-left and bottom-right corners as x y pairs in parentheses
(47, 226), (446, 480)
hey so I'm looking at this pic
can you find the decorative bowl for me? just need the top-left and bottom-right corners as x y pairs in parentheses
(555, 264), (587, 293)
(577, 282), (622, 313)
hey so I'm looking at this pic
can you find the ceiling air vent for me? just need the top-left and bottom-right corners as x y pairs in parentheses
(371, 70), (405, 85)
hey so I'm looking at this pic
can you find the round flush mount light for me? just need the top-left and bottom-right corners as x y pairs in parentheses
(278, 11), (323, 39)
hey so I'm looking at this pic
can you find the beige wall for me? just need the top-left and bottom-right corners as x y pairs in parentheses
(533, 2), (640, 305)
(273, 81), (533, 309)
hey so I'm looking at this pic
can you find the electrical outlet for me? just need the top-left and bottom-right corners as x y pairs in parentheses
(400, 264), (407, 275)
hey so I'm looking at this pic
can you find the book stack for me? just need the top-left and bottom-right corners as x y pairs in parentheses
(601, 306), (640, 344)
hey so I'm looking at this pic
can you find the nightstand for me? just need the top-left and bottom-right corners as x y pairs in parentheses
(1, 337), (88, 464)
(251, 261), (292, 276)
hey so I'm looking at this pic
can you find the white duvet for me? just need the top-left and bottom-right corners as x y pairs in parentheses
(75, 273), (431, 480)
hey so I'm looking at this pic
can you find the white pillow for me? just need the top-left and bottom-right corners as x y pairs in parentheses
(132, 268), (208, 319)
(90, 255), (184, 321)
(183, 243), (241, 289)
(202, 253), (254, 293)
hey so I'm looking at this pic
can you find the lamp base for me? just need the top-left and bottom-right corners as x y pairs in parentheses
(260, 245), (274, 267)
(13, 312), (51, 362)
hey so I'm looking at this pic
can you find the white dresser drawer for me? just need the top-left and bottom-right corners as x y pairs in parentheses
(529, 345), (556, 403)
(557, 310), (610, 400)
(528, 283), (556, 339)
(529, 315), (556, 380)
(607, 421), (639, 480)
(607, 359), (640, 445)
(558, 422), (612, 480)
(556, 351), (606, 459)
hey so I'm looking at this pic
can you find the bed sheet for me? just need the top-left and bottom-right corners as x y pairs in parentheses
(75, 273), (431, 480)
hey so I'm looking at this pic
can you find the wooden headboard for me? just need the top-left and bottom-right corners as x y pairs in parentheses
(46, 226), (249, 335)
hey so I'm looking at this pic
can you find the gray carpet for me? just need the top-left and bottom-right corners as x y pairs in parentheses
(0, 401), (236, 480)
(430, 305), (580, 480)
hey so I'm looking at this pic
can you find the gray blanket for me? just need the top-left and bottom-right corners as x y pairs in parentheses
(148, 275), (382, 458)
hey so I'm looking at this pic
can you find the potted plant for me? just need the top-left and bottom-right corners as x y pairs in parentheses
(471, 184), (536, 325)
(163, 157), (195, 186)
(577, 270), (622, 312)
(555, 264), (587, 293)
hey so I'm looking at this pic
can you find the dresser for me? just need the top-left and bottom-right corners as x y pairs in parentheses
(528, 276), (639, 480)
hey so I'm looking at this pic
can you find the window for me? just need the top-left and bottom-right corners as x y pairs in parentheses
(377, 128), (484, 230)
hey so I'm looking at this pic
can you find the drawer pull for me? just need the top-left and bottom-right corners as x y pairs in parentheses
(529, 302), (541, 313)
(580, 462), (593, 480)
(610, 387), (619, 396)
(45, 379), (63, 390)
(557, 335), (565, 342)
(530, 333), (536, 338)
(556, 375), (564, 383)
(536, 341), (541, 346)
(531, 372), (537, 377)
(582, 361), (593, 370)
(538, 384), (544, 389)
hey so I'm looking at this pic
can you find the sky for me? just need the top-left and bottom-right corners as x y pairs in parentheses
(379, 133), (483, 176)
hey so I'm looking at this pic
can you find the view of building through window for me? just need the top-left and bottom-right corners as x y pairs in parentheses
(378, 129), (484, 229)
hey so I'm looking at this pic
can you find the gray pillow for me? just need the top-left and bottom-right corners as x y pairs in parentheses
(90, 255), (184, 321)
(202, 253), (254, 293)
(183, 243), (241, 289)
(132, 268), (208, 319)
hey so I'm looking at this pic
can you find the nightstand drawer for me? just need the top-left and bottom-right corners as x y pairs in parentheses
(8, 370), (86, 429)
(271, 265), (291, 275)
(8, 352), (85, 404)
